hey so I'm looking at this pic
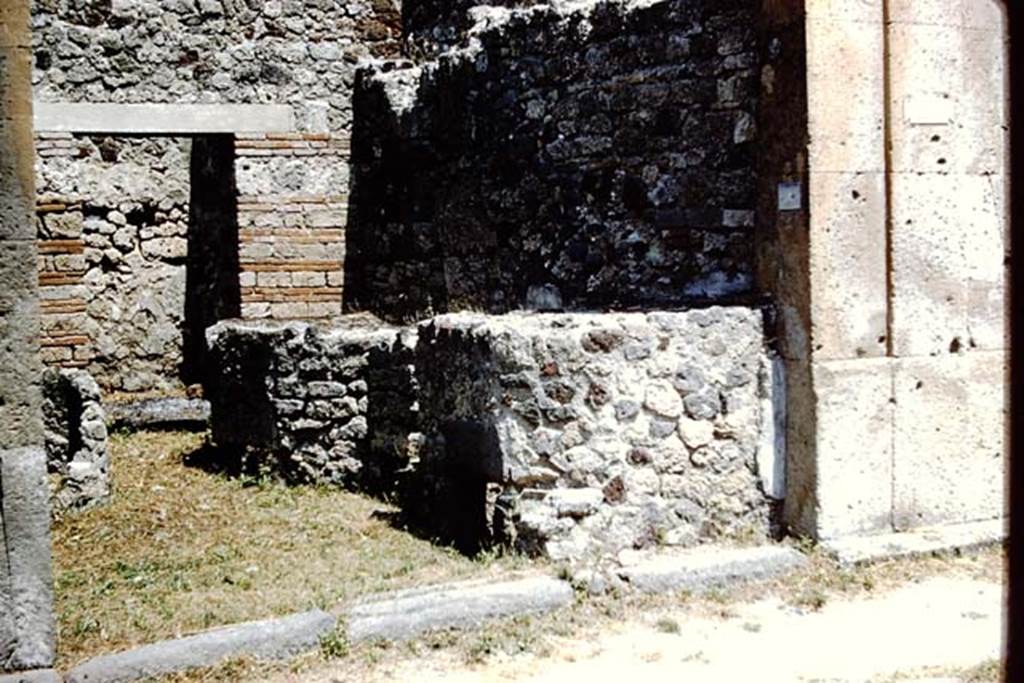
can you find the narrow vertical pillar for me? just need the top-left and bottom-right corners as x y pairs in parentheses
(1, 0), (57, 672)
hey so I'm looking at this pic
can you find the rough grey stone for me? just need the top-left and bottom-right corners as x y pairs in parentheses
(821, 519), (1006, 567)
(205, 315), (418, 490)
(35, 137), (194, 393)
(0, 448), (56, 670)
(411, 308), (775, 562)
(33, 1), (400, 135)
(347, 0), (760, 322)
(41, 368), (109, 512)
(345, 576), (573, 642)
(106, 397), (210, 431)
(63, 609), (336, 683)
(0, 669), (60, 683)
(616, 544), (807, 594)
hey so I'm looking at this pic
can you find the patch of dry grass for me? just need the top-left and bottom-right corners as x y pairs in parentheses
(52, 430), (518, 669)
(877, 658), (1002, 682)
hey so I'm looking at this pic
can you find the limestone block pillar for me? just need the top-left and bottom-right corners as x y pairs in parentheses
(885, 0), (1008, 530)
(768, 0), (1008, 540)
(1, 0), (57, 671)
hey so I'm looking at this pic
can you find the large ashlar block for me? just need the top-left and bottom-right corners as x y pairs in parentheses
(812, 357), (893, 539)
(887, 23), (962, 97)
(0, 3), (31, 48)
(888, 0), (1006, 30)
(1, 52), (35, 245)
(0, 243), (41, 449)
(0, 447), (56, 670)
(0, 240), (37, 315)
(805, 17), (885, 174)
(892, 351), (1006, 529)
(961, 0), (1007, 30)
(959, 26), (1008, 177)
(887, 0), (964, 27)
(891, 171), (1006, 357)
(808, 171), (887, 360)
(890, 173), (968, 357)
(0, 113), (36, 242)
(805, 0), (882, 24)
(962, 174), (1007, 351)
(887, 21), (1007, 177)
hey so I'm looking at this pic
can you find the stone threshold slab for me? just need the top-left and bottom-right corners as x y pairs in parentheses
(344, 575), (575, 642)
(63, 609), (335, 683)
(821, 519), (1006, 566)
(615, 544), (809, 594)
(106, 397), (210, 432)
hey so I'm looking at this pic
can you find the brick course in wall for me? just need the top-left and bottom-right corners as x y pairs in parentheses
(32, 129), (354, 386)
(235, 133), (350, 321)
(35, 149), (91, 369)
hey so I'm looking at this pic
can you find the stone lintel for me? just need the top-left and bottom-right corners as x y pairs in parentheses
(33, 103), (294, 135)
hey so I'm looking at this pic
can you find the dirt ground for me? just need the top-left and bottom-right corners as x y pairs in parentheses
(331, 575), (1000, 683)
(207, 547), (1002, 683)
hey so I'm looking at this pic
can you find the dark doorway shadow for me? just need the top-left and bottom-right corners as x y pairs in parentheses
(181, 134), (240, 386)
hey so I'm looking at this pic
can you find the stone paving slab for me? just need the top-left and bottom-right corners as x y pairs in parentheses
(63, 609), (335, 683)
(345, 576), (574, 642)
(615, 544), (808, 594)
(821, 519), (1006, 566)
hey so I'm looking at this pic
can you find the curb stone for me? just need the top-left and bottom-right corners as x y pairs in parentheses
(821, 519), (1005, 566)
(345, 575), (575, 642)
(0, 670), (61, 683)
(63, 609), (335, 683)
(615, 544), (808, 594)
(54, 545), (812, 681)
(106, 398), (210, 431)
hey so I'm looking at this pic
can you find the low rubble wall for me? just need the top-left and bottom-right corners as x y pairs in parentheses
(204, 314), (418, 490)
(412, 308), (778, 559)
(205, 307), (779, 561)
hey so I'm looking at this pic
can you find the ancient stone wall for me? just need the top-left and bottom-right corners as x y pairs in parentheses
(764, 0), (1009, 539)
(35, 135), (193, 392)
(402, 0), (527, 52)
(31, 0), (400, 132)
(30, 0), (400, 391)
(346, 0), (760, 322)
(41, 368), (110, 513)
(204, 315), (418, 490)
(235, 132), (350, 321)
(411, 308), (777, 560)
